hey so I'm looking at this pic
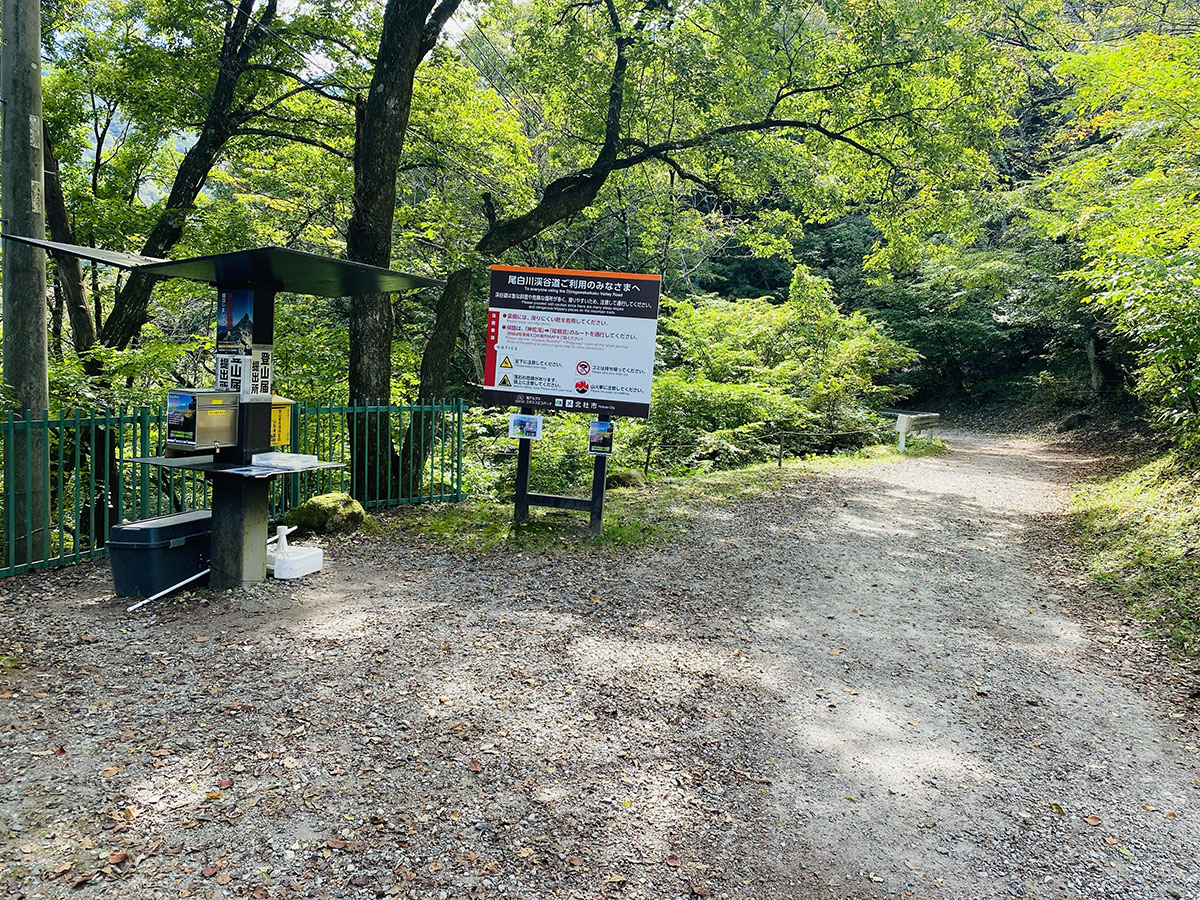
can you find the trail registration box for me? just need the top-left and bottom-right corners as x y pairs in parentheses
(270, 395), (294, 447)
(166, 388), (239, 450)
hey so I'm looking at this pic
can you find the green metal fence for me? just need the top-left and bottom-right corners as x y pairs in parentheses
(0, 400), (464, 579)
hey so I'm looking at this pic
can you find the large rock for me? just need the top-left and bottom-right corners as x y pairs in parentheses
(285, 492), (368, 533)
(605, 469), (647, 489)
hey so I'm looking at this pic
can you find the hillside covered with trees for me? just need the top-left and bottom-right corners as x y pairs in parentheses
(0, 0), (1187, 446)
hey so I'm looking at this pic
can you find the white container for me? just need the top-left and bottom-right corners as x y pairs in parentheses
(267, 527), (323, 579)
(251, 451), (320, 470)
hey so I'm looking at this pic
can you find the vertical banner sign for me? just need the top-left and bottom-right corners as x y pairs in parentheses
(215, 289), (274, 399)
(482, 265), (661, 417)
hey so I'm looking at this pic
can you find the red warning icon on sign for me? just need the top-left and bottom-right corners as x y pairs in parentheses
(575, 380), (589, 394)
(576, 360), (591, 375)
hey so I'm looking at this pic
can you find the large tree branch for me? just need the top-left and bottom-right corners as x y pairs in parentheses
(421, 0), (463, 56)
(769, 55), (948, 114)
(301, 28), (377, 65)
(42, 122), (99, 358)
(234, 127), (352, 158)
(244, 63), (358, 103)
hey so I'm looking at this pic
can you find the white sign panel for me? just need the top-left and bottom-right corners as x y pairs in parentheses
(482, 265), (661, 418)
(215, 345), (272, 400)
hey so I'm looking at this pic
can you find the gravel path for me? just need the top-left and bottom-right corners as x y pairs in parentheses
(2, 430), (1198, 900)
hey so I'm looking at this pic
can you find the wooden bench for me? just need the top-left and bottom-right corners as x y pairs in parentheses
(894, 412), (940, 451)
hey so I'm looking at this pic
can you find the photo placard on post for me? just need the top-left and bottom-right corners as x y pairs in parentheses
(588, 420), (614, 455)
(508, 413), (544, 440)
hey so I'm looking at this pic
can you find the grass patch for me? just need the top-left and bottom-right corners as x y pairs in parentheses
(393, 442), (924, 553)
(1072, 449), (1200, 651)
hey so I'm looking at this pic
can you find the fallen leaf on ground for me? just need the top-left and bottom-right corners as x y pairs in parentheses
(217, 778), (233, 789)
(201, 866), (219, 877)
(665, 853), (682, 867)
(1083, 815), (1102, 826)
(215, 872), (231, 885)
(468, 759), (483, 773)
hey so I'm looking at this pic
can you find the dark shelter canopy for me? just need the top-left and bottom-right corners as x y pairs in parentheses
(1, 235), (442, 296)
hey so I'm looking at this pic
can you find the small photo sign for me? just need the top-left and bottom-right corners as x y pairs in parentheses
(509, 413), (544, 440)
(588, 420), (614, 455)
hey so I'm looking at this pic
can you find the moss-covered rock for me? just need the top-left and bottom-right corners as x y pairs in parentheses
(605, 469), (647, 489)
(285, 492), (369, 533)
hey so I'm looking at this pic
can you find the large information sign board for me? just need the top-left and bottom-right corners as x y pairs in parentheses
(482, 265), (661, 418)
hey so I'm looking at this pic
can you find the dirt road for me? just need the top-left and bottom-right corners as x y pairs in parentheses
(1, 431), (1198, 899)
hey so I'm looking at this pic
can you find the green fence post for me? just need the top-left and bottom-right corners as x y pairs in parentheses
(3, 412), (13, 575)
(72, 411), (82, 562)
(137, 407), (151, 520)
(456, 399), (464, 501)
(41, 410), (52, 566)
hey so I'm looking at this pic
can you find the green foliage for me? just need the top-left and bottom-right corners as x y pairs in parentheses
(1039, 32), (1200, 434)
(394, 441), (916, 553)
(1073, 451), (1200, 652)
(643, 266), (916, 471)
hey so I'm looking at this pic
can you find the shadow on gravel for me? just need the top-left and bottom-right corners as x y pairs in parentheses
(2, 437), (1198, 900)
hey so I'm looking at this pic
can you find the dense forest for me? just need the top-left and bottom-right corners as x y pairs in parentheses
(2, 0), (1198, 487)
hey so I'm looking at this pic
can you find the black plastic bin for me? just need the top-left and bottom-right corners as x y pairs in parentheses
(108, 510), (212, 598)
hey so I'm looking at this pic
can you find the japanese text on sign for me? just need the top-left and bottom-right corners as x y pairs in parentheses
(482, 265), (661, 418)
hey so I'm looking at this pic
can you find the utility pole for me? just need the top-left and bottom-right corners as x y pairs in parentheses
(1, 0), (50, 566)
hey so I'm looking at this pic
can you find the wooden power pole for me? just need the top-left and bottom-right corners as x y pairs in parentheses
(1, 0), (50, 566)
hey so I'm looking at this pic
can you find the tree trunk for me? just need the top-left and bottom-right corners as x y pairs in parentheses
(412, 5), (634, 417)
(344, 0), (460, 500)
(42, 122), (98, 357)
(2, 0), (50, 567)
(1086, 333), (1121, 394)
(345, 0), (436, 402)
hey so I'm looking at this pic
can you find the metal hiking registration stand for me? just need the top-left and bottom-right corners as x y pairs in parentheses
(481, 265), (662, 535)
(3, 234), (440, 588)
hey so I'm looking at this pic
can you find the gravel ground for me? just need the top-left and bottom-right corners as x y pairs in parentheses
(1, 429), (1198, 900)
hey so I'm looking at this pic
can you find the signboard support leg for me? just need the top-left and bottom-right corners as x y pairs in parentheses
(514, 407), (533, 524)
(588, 415), (609, 534)
(210, 474), (270, 589)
